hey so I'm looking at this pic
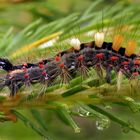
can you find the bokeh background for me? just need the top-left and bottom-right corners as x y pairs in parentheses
(0, 0), (140, 140)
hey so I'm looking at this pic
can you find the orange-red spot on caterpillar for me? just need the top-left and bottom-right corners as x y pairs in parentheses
(133, 60), (140, 65)
(59, 63), (65, 69)
(121, 61), (129, 65)
(55, 56), (61, 62)
(110, 56), (119, 61)
(132, 72), (139, 76)
(125, 40), (137, 56)
(112, 35), (124, 51)
(42, 71), (47, 76)
(24, 73), (29, 79)
(23, 63), (28, 67)
(39, 64), (44, 69)
(77, 55), (84, 61)
(96, 53), (104, 59)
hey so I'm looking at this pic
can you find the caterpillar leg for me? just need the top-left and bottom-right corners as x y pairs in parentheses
(105, 67), (112, 83)
(8, 78), (23, 97)
(9, 83), (19, 97)
(38, 85), (47, 97)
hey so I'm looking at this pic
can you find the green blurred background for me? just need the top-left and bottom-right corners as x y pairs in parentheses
(0, 0), (140, 140)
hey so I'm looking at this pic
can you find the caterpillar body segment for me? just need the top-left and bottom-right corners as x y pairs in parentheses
(0, 36), (139, 96)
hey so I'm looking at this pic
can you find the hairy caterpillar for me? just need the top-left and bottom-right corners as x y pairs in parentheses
(0, 31), (139, 97)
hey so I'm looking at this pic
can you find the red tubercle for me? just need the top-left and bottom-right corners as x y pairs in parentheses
(134, 66), (139, 69)
(55, 56), (61, 62)
(59, 63), (65, 69)
(39, 64), (45, 69)
(77, 55), (84, 61)
(42, 71), (47, 76)
(39, 60), (44, 65)
(133, 60), (140, 65)
(23, 63), (28, 67)
(132, 72), (139, 76)
(24, 73), (29, 79)
(121, 61), (129, 65)
(96, 53), (104, 59)
(110, 56), (119, 61)
(38, 60), (45, 69)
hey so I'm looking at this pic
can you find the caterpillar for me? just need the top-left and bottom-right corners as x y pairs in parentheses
(0, 31), (139, 97)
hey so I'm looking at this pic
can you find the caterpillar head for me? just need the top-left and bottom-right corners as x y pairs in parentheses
(0, 58), (13, 72)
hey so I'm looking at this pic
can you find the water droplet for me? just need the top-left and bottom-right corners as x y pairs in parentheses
(125, 96), (134, 102)
(104, 105), (112, 110)
(129, 102), (140, 113)
(26, 121), (31, 128)
(78, 108), (92, 117)
(74, 127), (81, 133)
(122, 120), (134, 133)
(130, 104), (139, 113)
(122, 126), (130, 133)
(96, 118), (110, 131)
